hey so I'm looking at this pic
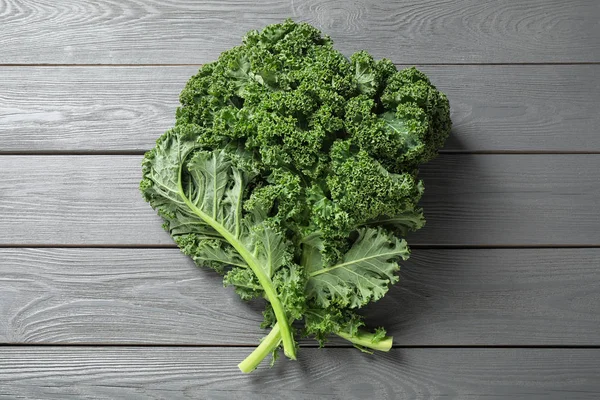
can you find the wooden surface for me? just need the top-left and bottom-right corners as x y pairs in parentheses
(1, 248), (598, 345)
(2, 0), (599, 64)
(2, 348), (600, 399)
(1, 0), (599, 398)
(2, 65), (599, 153)
(1, 155), (599, 245)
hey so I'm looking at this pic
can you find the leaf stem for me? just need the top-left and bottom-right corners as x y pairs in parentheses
(238, 323), (282, 373)
(177, 161), (296, 360)
(336, 329), (393, 352)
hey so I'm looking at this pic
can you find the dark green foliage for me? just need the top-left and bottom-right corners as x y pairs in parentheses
(141, 19), (451, 372)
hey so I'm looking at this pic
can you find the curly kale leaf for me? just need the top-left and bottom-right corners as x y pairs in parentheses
(140, 129), (301, 360)
(141, 18), (452, 372)
(306, 228), (409, 309)
(351, 50), (397, 97)
(303, 308), (392, 352)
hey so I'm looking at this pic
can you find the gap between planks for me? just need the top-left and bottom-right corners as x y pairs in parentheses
(1, 62), (599, 67)
(3, 150), (600, 156)
(1, 244), (600, 249)
(3, 343), (600, 349)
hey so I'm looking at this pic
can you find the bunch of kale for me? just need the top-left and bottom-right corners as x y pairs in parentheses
(141, 19), (451, 372)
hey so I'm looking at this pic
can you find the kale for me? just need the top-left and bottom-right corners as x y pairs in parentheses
(141, 19), (451, 372)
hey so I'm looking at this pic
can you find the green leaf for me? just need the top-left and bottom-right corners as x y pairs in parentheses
(272, 264), (306, 321)
(193, 239), (246, 269)
(141, 133), (298, 359)
(379, 111), (420, 149)
(366, 209), (426, 237)
(186, 150), (248, 239)
(351, 51), (378, 96)
(224, 267), (263, 300)
(306, 228), (409, 308)
(303, 307), (358, 346)
(303, 308), (392, 352)
(142, 20), (452, 371)
(141, 127), (199, 220)
(250, 222), (291, 277)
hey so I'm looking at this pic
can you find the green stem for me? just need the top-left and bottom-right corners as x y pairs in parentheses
(177, 163), (296, 360)
(250, 325), (392, 361)
(238, 323), (282, 373)
(336, 330), (393, 352)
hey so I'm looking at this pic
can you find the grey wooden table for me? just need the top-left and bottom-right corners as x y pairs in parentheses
(1, 1), (599, 399)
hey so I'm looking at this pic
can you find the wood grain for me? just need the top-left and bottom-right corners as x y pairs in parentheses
(0, 66), (195, 152)
(1, 65), (599, 153)
(2, 0), (599, 393)
(0, 155), (598, 246)
(411, 153), (600, 245)
(1, 347), (599, 399)
(1, 0), (599, 64)
(0, 248), (265, 344)
(0, 248), (598, 345)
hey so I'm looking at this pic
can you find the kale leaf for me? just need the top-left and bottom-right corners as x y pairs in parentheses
(141, 19), (451, 372)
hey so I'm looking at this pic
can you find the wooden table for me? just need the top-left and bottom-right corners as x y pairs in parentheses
(1, 1), (599, 398)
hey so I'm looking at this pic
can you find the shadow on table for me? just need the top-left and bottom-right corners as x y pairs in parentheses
(359, 125), (480, 350)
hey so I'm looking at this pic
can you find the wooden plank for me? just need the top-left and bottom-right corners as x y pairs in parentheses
(0, 66), (196, 153)
(0, 248), (264, 344)
(0, 155), (598, 246)
(1, 0), (598, 64)
(1, 347), (599, 399)
(0, 156), (170, 245)
(412, 154), (600, 245)
(0, 248), (599, 345)
(1, 65), (599, 152)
